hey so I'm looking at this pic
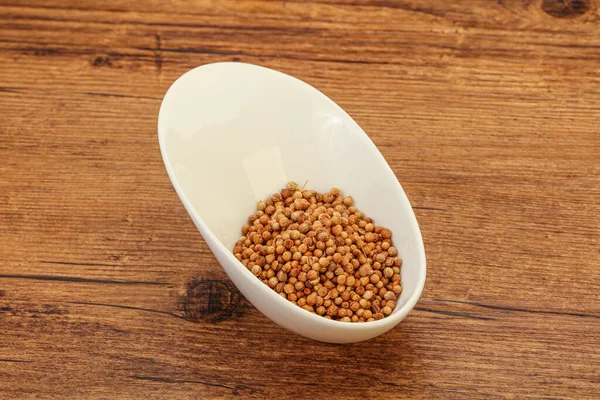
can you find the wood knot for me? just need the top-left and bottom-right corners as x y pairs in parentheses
(179, 278), (243, 323)
(92, 56), (113, 67)
(541, 0), (589, 18)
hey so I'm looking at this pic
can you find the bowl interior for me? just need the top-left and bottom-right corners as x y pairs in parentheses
(158, 62), (425, 317)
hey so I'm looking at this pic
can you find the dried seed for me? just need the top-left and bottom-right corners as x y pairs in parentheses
(235, 182), (402, 323)
(384, 291), (396, 301)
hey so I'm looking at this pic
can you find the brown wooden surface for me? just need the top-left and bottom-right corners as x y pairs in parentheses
(1, 0), (599, 398)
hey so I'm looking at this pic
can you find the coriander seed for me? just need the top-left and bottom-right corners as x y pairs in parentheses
(234, 182), (403, 323)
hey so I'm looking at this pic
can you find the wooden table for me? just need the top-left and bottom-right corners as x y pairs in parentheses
(1, 1), (599, 398)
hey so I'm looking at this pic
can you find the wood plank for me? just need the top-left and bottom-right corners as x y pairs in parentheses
(1, 0), (599, 398)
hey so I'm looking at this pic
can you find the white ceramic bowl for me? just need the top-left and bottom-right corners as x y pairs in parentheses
(158, 62), (426, 343)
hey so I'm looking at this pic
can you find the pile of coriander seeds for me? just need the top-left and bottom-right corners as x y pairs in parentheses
(233, 182), (402, 322)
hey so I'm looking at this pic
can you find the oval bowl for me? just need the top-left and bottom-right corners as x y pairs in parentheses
(158, 62), (426, 343)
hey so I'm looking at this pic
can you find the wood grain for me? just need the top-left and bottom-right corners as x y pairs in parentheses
(1, 0), (599, 398)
